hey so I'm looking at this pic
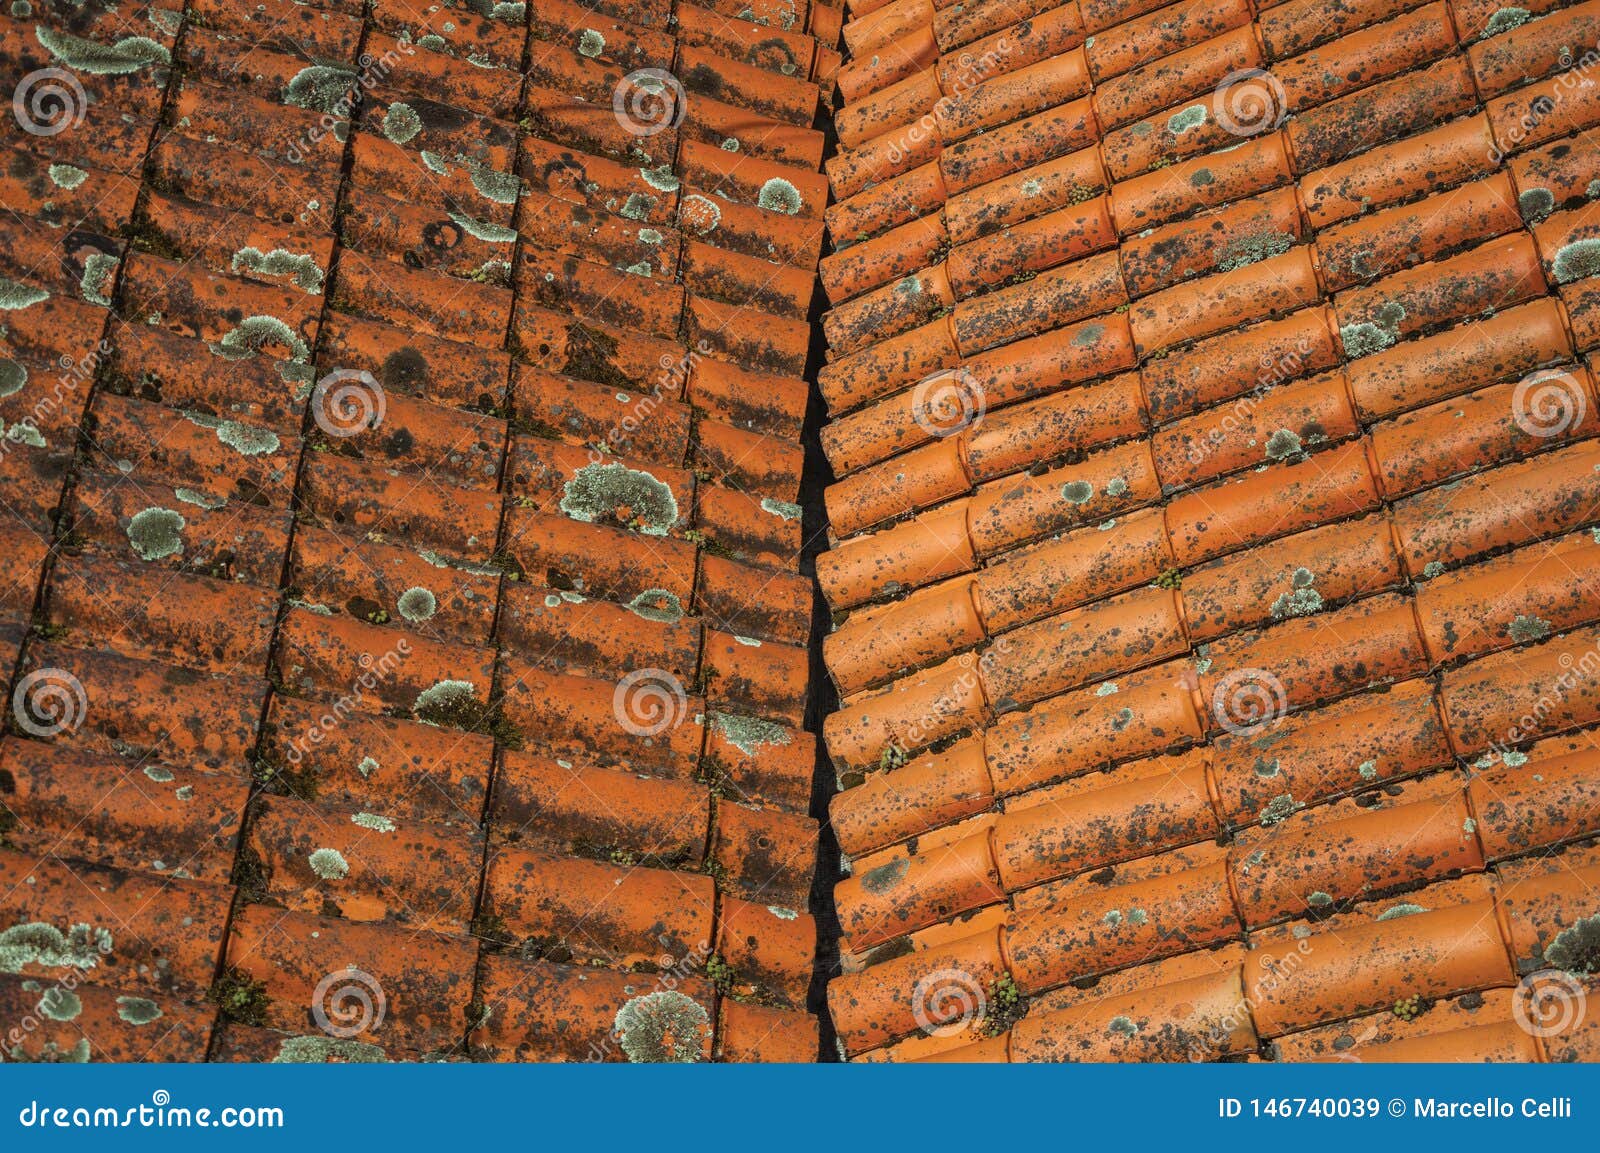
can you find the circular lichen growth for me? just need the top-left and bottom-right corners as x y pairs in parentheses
(126, 507), (185, 561)
(1543, 914), (1600, 973)
(627, 588), (684, 622)
(559, 461), (679, 535)
(308, 848), (349, 880)
(38, 989), (81, 1021)
(577, 29), (605, 57)
(0, 359), (26, 399)
(116, 996), (162, 1025)
(383, 102), (423, 144)
(1166, 104), (1206, 135)
(216, 420), (281, 456)
(1552, 238), (1600, 284)
(1061, 479), (1094, 505)
(1108, 1015), (1139, 1037)
(282, 65), (357, 114)
(396, 586), (438, 622)
(1508, 613), (1551, 642)
(756, 177), (802, 215)
(612, 991), (710, 1063)
(351, 812), (396, 833)
(680, 194), (721, 234)
(1519, 187), (1555, 223)
(1264, 429), (1302, 460)
(47, 163), (86, 190)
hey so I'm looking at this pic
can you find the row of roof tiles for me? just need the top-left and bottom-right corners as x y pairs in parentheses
(1, 0), (839, 1062)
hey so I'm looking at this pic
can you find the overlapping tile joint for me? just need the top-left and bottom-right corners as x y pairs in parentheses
(819, 0), (1600, 1060)
(0, 0), (842, 1062)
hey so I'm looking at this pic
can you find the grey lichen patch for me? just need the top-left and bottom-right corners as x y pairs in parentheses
(1270, 566), (1323, 619)
(1589, 179), (1600, 200)
(1166, 104), (1207, 135)
(1263, 429), (1302, 461)
(174, 487), (225, 510)
(1377, 902), (1427, 921)
(467, 160), (520, 205)
(627, 589), (684, 622)
(1073, 323), (1103, 347)
(1358, 758), (1378, 780)
(126, 507), (185, 561)
(679, 193), (720, 233)
(613, 990), (710, 1063)
(1422, 560), (1445, 579)
(1340, 302), (1406, 359)
(1218, 230), (1293, 273)
(710, 711), (791, 756)
(231, 247), (325, 294)
(560, 461), (679, 535)
(35, 26), (170, 74)
(397, 586), (438, 622)
(37, 989), (81, 1021)
(1259, 792), (1302, 826)
(175, 786), (195, 802)
(144, 765), (175, 783)
(577, 29), (605, 56)
(1253, 756), (1280, 779)
(1308, 891), (1333, 907)
(358, 756), (379, 779)
(79, 252), (118, 306)
(47, 163), (86, 190)
(1061, 479), (1094, 505)
(273, 1036), (388, 1063)
(382, 102), (423, 144)
(1507, 613), (1551, 643)
(1551, 238), (1600, 284)
(351, 812), (396, 833)
(1103, 909), (1123, 927)
(756, 177), (802, 215)
(1095, 681), (1119, 696)
(0, 922), (112, 974)
(1105, 476), (1128, 497)
(3, 421), (45, 449)
(307, 848), (350, 880)
(448, 210), (517, 243)
(1485, 6), (1531, 35)
(640, 165), (680, 192)
(282, 65), (357, 114)
(0, 359), (25, 398)
(0, 276), (49, 310)
(1107, 1015), (1139, 1037)
(413, 679), (479, 724)
(620, 192), (658, 222)
(1502, 749), (1529, 766)
(208, 315), (310, 363)
(760, 496), (802, 521)
(116, 996), (162, 1025)
(216, 420), (281, 456)
(1544, 913), (1600, 973)
(1519, 187), (1555, 223)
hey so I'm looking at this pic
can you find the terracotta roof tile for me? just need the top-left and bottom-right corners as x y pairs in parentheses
(819, 0), (1600, 1061)
(1, 0), (833, 1062)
